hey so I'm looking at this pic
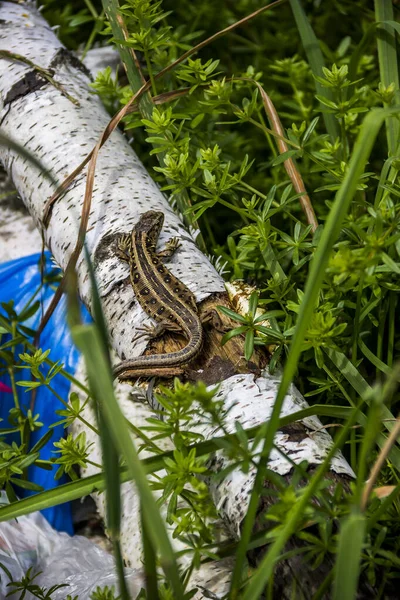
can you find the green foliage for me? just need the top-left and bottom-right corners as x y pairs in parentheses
(90, 586), (121, 600)
(52, 431), (94, 480)
(40, 0), (105, 54)
(4, 566), (70, 599)
(141, 380), (222, 541)
(218, 291), (285, 362)
(3, 0), (400, 598)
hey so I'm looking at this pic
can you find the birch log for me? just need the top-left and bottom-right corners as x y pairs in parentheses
(0, 2), (357, 597)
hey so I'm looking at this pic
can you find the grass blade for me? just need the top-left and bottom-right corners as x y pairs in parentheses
(358, 338), (391, 375)
(101, 0), (154, 118)
(289, 0), (340, 141)
(323, 347), (371, 398)
(141, 505), (161, 599)
(374, 0), (400, 155)
(72, 324), (185, 598)
(81, 246), (130, 600)
(333, 512), (366, 600)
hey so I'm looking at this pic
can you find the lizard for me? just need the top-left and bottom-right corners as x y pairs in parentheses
(113, 210), (205, 381)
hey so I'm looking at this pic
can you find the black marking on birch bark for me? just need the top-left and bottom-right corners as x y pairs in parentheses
(93, 232), (125, 268)
(0, 102), (11, 127)
(279, 422), (309, 443)
(3, 70), (47, 105)
(196, 587), (221, 600)
(0, 187), (27, 216)
(50, 48), (92, 81)
(186, 356), (237, 385)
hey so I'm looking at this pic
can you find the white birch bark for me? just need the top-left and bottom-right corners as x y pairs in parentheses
(0, 1), (355, 595)
(0, 171), (42, 261)
(0, 47), (120, 262)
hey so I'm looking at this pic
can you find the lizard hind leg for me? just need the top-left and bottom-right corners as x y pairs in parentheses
(201, 307), (230, 333)
(132, 319), (183, 343)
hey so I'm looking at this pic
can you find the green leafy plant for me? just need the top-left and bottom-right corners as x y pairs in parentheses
(2, 0), (400, 598)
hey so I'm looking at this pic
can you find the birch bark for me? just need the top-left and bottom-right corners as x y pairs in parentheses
(0, 2), (356, 597)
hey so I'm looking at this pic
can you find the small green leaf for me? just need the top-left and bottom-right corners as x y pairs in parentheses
(248, 292), (259, 317)
(217, 305), (248, 323)
(16, 381), (42, 389)
(69, 14), (94, 27)
(244, 329), (255, 360)
(18, 301), (40, 322)
(220, 326), (248, 346)
(191, 113), (205, 129)
(271, 149), (299, 166)
(302, 117), (320, 144)
(30, 430), (54, 454)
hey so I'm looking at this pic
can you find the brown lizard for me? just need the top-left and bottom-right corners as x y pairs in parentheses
(113, 210), (205, 380)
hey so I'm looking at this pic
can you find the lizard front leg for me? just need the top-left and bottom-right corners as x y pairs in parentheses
(115, 233), (132, 262)
(157, 237), (181, 260)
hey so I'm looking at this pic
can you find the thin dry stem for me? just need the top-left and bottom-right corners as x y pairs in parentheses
(361, 416), (400, 511)
(257, 83), (318, 231)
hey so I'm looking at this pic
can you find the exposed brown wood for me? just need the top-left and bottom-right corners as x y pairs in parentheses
(121, 291), (268, 387)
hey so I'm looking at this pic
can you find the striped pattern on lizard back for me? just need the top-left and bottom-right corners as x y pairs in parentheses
(113, 211), (204, 379)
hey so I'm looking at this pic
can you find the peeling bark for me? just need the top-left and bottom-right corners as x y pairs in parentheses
(0, 2), (359, 596)
(192, 371), (354, 538)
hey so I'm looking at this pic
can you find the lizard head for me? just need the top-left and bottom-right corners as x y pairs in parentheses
(137, 210), (165, 243)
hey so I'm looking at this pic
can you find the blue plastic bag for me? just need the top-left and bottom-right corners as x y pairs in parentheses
(0, 252), (91, 533)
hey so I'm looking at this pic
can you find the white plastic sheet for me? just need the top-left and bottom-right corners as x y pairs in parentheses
(0, 495), (143, 599)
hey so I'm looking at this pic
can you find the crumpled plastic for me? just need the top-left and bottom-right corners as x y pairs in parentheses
(0, 252), (92, 533)
(0, 493), (143, 599)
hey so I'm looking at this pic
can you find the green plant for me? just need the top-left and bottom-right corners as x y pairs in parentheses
(2, 0), (400, 598)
